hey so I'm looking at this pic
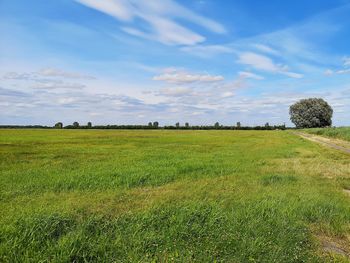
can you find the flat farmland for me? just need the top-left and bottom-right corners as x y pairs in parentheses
(0, 129), (349, 262)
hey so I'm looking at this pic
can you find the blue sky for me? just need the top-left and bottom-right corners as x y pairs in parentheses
(1, 0), (350, 126)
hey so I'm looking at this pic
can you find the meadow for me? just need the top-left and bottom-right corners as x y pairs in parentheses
(0, 129), (349, 262)
(305, 127), (350, 142)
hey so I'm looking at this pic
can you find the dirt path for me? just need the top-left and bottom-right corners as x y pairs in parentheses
(293, 131), (350, 259)
(292, 131), (350, 154)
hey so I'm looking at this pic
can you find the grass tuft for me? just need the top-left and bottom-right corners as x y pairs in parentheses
(260, 174), (298, 186)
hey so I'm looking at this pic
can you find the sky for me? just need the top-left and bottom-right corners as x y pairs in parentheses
(1, 0), (350, 126)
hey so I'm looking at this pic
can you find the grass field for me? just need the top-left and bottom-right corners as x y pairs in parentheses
(1, 129), (350, 262)
(304, 127), (350, 142)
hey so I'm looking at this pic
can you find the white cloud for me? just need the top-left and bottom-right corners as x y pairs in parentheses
(282, 72), (303, 79)
(76, 0), (133, 21)
(122, 17), (205, 46)
(238, 52), (303, 78)
(3, 72), (32, 80)
(336, 69), (350, 74)
(1, 68), (95, 93)
(38, 67), (95, 79)
(33, 81), (86, 90)
(121, 27), (149, 39)
(57, 97), (77, 105)
(252, 44), (279, 55)
(238, 71), (264, 80)
(221, 91), (235, 98)
(153, 69), (224, 83)
(2, 68), (95, 81)
(141, 15), (205, 46)
(238, 52), (281, 72)
(158, 87), (192, 96)
(149, 68), (250, 116)
(76, 0), (226, 46)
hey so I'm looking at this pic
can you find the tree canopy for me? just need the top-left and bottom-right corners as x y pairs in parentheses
(289, 98), (333, 128)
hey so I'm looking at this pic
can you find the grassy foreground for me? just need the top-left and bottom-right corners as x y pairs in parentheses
(304, 127), (350, 142)
(0, 129), (349, 262)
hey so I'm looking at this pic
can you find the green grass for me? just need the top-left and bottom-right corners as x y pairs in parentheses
(304, 127), (350, 142)
(1, 129), (350, 262)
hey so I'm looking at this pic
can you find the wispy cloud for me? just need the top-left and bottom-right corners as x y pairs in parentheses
(0, 87), (31, 97)
(325, 55), (350, 75)
(343, 56), (350, 67)
(252, 44), (279, 55)
(238, 71), (264, 80)
(153, 69), (224, 83)
(2, 68), (95, 81)
(3, 72), (33, 80)
(33, 81), (86, 90)
(2, 68), (94, 91)
(75, 0), (226, 45)
(38, 67), (95, 79)
(238, 52), (303, 78)
(157, 87), (193, 97)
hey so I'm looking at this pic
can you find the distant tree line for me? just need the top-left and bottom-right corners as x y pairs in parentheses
(0, 121), (287, 130)
(163, 122), (286, 130)
(0, 125), (53, 129)
(0, 98), (335, 130)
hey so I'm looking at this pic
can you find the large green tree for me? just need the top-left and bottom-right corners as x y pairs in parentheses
(289, 98), (333, 128)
